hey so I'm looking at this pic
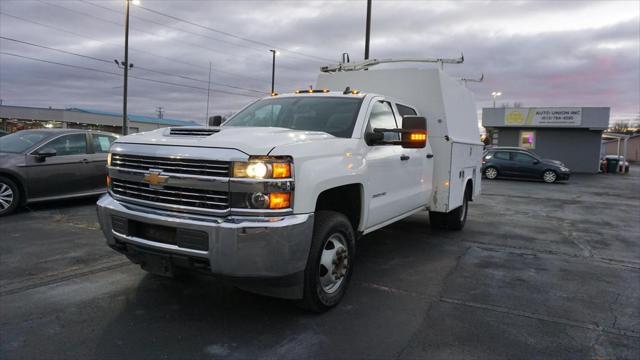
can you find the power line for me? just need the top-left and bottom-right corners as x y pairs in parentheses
(0, 36), (267, 95)
(0, 52), (261, 98)
(0, 11), (277, 82)
(134, 4), (336, 64)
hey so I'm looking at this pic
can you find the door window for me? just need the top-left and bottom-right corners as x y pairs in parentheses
(40, 133), (87, 156)
(512, 152), (536, 163)
(396, 104), (417, 117)
(493, 151), (510, 160)
(92, 134), (117, 153)
(368, 101), (399, 141)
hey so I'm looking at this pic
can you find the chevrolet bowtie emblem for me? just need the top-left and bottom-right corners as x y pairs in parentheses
(143, 170), (168, 187)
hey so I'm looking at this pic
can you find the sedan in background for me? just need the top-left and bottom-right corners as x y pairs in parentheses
(0, 129), (118, 216)
(482, 147), (571, 183)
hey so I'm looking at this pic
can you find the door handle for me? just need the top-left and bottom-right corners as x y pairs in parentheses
(81, 158), (90, 163)
(426, 154), (434, 159)
(400, 155), (410, 161)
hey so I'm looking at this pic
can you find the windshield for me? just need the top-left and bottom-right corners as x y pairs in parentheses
(0, 131), (49, 153)
(224, 97), (363, 138)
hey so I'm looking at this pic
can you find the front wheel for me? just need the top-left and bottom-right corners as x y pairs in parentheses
(299, 211), (355, 312)
(543, 170), (557, 183)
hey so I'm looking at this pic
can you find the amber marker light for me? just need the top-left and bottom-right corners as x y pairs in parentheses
(410, 133), (427, 141)
(269, 193), (291, 209)
(106, 175), (111, 187)
(272, 163), (291, 178)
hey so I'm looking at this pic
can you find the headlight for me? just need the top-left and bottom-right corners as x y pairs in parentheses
(560, 166), (570, 172)
(233, 156), (292, 179)
(107, 152), (112, 166)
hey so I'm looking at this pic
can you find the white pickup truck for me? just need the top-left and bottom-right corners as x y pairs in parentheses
(97, 63), (483, 311)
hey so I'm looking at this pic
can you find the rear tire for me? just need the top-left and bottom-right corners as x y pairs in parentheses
(0, 176), (20, 217)
(298, 211), (355, 313)
(429, 185), (470, 231)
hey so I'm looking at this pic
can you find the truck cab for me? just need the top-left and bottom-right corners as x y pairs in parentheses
(97, 65), (482, 312)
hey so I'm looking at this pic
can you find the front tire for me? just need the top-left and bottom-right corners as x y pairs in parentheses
(299, 211), (355, 312)
(543, 170), (558, 183)
(0, 176), (20, 216)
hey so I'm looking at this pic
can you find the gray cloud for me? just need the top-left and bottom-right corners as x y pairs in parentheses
(1, 0), (638, 124)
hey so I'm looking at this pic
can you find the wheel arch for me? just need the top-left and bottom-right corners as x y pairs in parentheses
(0, 170), (27, 205)
(314, 183), (364, 232)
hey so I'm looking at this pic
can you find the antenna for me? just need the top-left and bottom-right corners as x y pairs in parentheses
(321, 52), (464, 73)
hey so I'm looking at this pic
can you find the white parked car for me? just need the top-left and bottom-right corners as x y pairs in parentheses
(97, 61), (483, 311)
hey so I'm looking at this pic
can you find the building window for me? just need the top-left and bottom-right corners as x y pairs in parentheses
(519, 130), (536, 149)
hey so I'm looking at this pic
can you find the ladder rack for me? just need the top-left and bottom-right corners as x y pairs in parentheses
(320, 53), (464, 73)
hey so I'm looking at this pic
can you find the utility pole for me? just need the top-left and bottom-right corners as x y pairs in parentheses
(269, 50), (277, 94)
(156, 106), (164, 119)
(364, 0), (372, 60)
(206, 61), (212, 125)
(121, 0), (132, 135)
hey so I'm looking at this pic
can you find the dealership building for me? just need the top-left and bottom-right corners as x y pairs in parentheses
(482, 107), (610, 173)
(0, 105), (198, 134)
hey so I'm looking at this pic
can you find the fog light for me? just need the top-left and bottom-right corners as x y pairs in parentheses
(269, 193), (291, 209)
(250, 193), (270, 209)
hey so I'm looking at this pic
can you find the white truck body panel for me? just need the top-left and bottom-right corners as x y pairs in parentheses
(317, 68), (482, 212)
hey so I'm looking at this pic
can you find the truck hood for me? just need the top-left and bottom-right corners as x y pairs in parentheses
(114, 126), (335, 155)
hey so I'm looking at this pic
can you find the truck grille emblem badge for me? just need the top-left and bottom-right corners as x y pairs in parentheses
(143, 170), (168, 188)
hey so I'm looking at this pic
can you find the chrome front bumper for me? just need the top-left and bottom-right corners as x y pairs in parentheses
(96, 194), (314, 281)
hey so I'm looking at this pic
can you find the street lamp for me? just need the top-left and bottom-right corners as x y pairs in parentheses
(269, 49), (279, 95)
(491, 91), (502, 108)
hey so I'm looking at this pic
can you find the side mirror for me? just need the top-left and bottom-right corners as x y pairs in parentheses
(209, 115), (223, 127)
(35, 148), (56, 161)
(364, 131), (384, 146)
(401, 116), (427, 149)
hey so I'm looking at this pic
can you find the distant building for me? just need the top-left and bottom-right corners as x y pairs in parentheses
(482, 107), (610, 173)
(0, 105), (198, 134)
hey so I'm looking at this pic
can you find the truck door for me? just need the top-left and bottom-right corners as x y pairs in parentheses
(394, 103), (432, 210)
(364, 100), (420, 228)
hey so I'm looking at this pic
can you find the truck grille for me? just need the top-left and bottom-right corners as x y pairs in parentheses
(111, 178), (229, 210)
(111, 154), (230, 177)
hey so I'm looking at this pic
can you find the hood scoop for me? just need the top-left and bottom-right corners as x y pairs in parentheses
(168, 127), (220, 136)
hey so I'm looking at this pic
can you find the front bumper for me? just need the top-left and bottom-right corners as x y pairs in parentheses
(97, 194), (314, 298)
(558, 172), (571, 181)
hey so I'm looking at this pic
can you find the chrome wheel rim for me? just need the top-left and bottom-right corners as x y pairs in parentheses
(543, 171), (557, 183)
(0, 182), (14, 211)
(485, 168), (497, 179)
(319, 233), (349, 294)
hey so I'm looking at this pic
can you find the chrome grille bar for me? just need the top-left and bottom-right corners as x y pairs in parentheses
(111, 154), (230, 177)
(111, 179), (229, 210)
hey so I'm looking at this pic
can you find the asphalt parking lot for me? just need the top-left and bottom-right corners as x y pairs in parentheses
(1, 170), (639, 360)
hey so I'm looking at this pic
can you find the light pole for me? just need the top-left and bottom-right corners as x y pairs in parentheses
(364, 0), (371, 60)
(119, 0), (139, 135)
(269, 49), (278, 95)
(491, 91), (502, 108)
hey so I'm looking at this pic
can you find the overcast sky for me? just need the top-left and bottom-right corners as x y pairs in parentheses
(1, 0), (638, 126)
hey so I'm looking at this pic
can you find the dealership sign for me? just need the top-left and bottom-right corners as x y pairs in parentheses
(504, 108), (582, 127)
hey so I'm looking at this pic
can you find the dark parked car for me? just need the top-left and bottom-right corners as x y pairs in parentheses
(482, 147), (570, 183)
(0, 129), (118, 215)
